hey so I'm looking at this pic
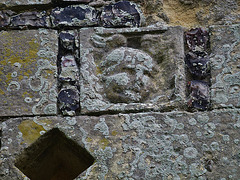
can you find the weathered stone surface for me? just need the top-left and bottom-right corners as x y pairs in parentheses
(51, 5), (98, 28)
(132, 0), (238, 27)
(1, 109), (240, 179)
(10, 11), (50, 28)
(79, 26), (186, 114)
(0, 0), (51, 7)
(0, 10), (15, 28)
(0, 29), (58, 116)
(210, 24), (240, 108)
(100, 1), (144, 28)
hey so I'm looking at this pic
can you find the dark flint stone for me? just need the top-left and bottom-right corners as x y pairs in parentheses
(59, 32), (76, 50)
(58, 0), (93, 2)
(185, 51), (210, 78)
(0, 10), (15, 27)
(51, 5), (98, 27)
(100, 1), (141, 28)
(58, 89), (80, 113)
(187, 80), (210, 110)
(185, 28), (208, 52)
(11, 11), (48, 28)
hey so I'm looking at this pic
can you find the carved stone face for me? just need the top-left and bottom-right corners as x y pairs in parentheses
(101, 47), (154, 103)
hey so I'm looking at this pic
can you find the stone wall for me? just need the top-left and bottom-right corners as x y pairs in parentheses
(0, 0), (239, 179)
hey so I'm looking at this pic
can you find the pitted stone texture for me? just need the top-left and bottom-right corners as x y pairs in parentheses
(51, 5), (98, 28)
(1, 110), (240, 179)
(210, 24), (240, 108)
(10, 11), (50, 28)
(0, 29), (58, 116)
(0, 0), (51, 7)
(162, 0), (239, 28)
(100, 1), (144, 28)
(80, 26), (186, 114)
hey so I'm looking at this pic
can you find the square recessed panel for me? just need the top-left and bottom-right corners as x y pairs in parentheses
(15, 128), (95, 180)
(0, 30), (58, 116)
(79, 26), (186, 114)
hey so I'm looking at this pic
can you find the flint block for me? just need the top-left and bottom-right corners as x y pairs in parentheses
(185, 27), (209, 52)
(0, 29), (58, 116)
(1, 110), (240, 179)
(10, 11), (50, 28)
(185, 51), (210, 78)
(53, 0), (92, 2)
(187, 80), (210, 110)
(51, 5), (98, 28)
(100, 1), (144, 28)
(210, 24), (240, 108)
(79, 26), (186, 114)
(59, 32), (76, 51)
(0, 10), (15, 28)
(59, 55), (79, 83)
(0, 0), (51, 7)
(58, 88), (80, 116)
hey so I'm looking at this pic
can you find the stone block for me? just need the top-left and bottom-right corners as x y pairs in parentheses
(50, 5), (98, 28)
(0, 0), (51, 7)
(53, 0), (92, 2)
(79, 26), (186, 114)
(0, 29), (58, 116)
(100, 1), (145, 28)
(10, 11), (50, 28)
(210, 24), (240, 108)
(1, 109), (240, 179)
(0, 10), (15, 28)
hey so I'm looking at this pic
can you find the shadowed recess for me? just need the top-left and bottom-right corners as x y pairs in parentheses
(15, 128), (95, 180)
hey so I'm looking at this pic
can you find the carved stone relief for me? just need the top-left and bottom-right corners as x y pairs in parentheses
(80, 26), (186, 114)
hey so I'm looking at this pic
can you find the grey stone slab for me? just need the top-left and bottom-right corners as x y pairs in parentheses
(210, 24), (240, 108)
(0, 0), (51, 7)
(0, 29), (58, 116)
(79, 26), (186, 114)
(1, 109), (240, 179)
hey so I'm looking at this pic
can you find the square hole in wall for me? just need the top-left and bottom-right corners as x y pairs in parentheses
(80, 26), (186, 114)
(15, 128), (94, 180)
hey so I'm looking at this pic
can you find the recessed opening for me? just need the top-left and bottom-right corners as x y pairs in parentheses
(15, 128), (95, 180)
